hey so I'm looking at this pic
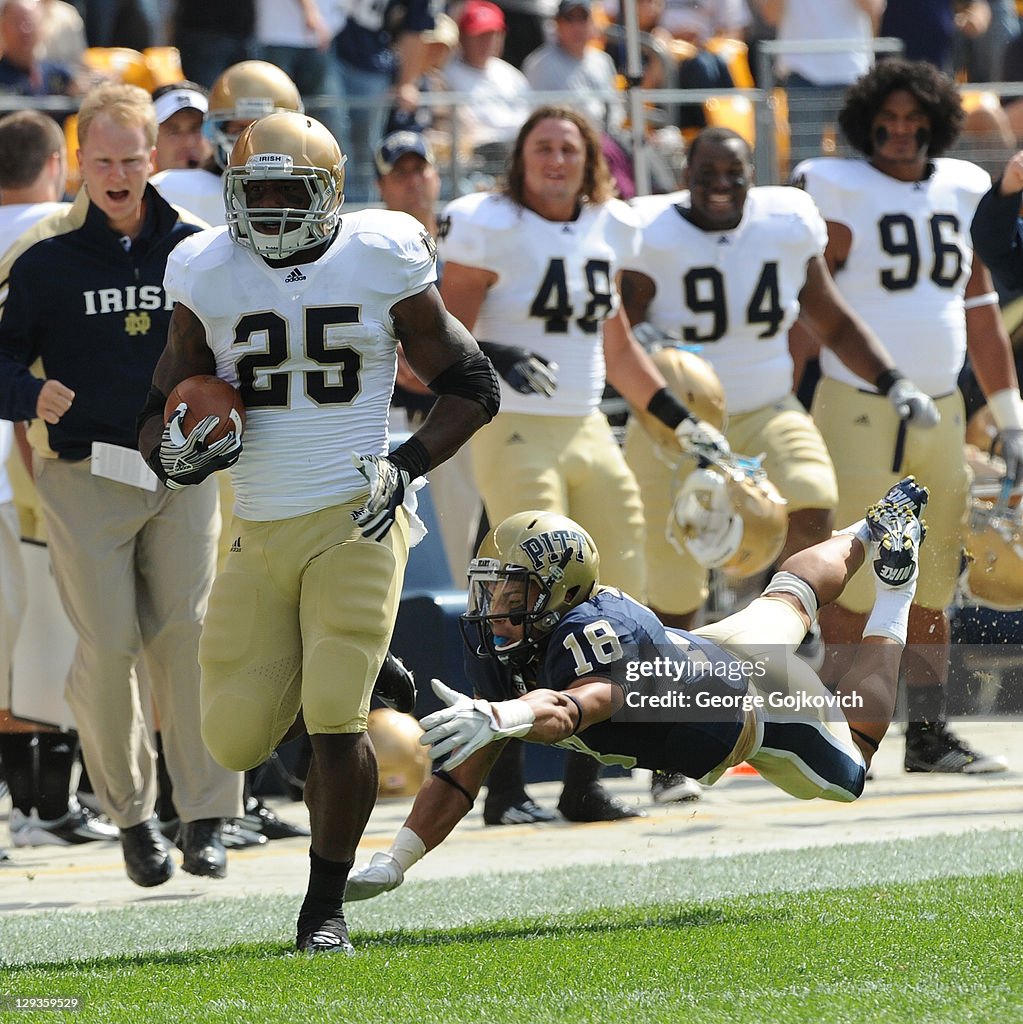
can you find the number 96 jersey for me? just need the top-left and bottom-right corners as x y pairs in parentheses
(164, 211), (437, 521)
(794, 156), (990, 397)
(437, 191), (641, 417)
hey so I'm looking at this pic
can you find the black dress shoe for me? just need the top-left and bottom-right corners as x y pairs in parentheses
(120, 818), (174, 888)
(179, 818), (227, 879)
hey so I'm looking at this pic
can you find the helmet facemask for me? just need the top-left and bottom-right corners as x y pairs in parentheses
(225, 151), (346, 260)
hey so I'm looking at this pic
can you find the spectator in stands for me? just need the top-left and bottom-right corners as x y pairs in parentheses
(879, 0), (992, 77)
(151, 80), (211, 172)
(441, 0), (532, 176)
(76, 0), (160, 49)
(172, 0), (259, 88)
(38, 0), (87, 70)
(523, 0), (624, 132)
(254, 0), (346, 143)
(0, 0), (80, 102)
(331, 0), (435, 202)
(752, 0), (884, 168)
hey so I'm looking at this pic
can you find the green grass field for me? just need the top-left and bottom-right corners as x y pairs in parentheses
(4, 831), (1022, 1023)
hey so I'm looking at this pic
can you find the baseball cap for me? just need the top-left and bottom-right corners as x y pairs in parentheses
(423, 12), (459, 49)
(153, 83), (209, 125)
(556, 0), (591, 16)
(458, 0), (505, 37)
(375, 130), (436, 177)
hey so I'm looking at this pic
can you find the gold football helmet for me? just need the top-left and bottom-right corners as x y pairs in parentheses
(206, 60), (304, 168)
(225, 111), (346, 259)
(367, 708), (431, 798)
(632, 347), (727, 455)
(962, 481), (1023, 611)
(668, 458), (787, 578)
(650, 347), (727, 431)
(461, 511), (600, 665)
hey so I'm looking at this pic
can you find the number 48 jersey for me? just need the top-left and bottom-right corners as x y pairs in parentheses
(625, 186), (826, 414)
(437, 191), (641, 417)
(164, 210), (437, 521)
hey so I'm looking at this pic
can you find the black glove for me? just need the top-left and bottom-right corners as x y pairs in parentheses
(152, 403), (242, 489)
(998, 428), (1023, 486)
(352, 453), (410, 541)
(479, 341), (558, 397)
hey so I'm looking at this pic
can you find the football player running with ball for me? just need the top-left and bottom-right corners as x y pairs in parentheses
(138, 111), (500, 954)
(346, 476), (930, 902)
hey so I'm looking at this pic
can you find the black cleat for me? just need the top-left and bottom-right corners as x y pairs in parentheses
(904, 721), (1008, 774)
(297, 908), (355, 956)
(558, 784), (646, 822)
(483, 797), (558, 826)
(239, 796), (310, 840)
(373, 651), (418, 714)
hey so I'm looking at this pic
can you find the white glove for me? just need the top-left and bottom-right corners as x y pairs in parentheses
(157, 403), (242, 489)
(631, 321), (672, 352)
(675, 416), (732, 462)
(352, 452), (411, 541)
(345, 851), (405, 901)
(887, 379), (939, 428)
(419, 678), (535, 771)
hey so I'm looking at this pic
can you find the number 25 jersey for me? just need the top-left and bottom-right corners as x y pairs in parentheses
(437, 191), (641, 417)
(164, 210), (437, 521)
(795, 156), (990, 397)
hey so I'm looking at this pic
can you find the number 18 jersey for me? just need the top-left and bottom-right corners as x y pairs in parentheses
(437, 191), (641, 417)
(164, 211), (437, 521)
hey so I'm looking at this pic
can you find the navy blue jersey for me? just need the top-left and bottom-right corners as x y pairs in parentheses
(467, 588), (747, 779)
(0, 186), (202, 459)
(334, 0), (435, 75)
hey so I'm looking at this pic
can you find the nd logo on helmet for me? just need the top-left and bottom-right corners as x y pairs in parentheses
(519, 529), (588, 571)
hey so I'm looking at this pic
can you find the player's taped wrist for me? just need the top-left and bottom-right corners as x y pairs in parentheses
(987, 388), (1023, 432)
(489, 698), (536, 737)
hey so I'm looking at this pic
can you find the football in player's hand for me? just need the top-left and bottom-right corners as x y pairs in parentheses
(164, 375), (246, 442)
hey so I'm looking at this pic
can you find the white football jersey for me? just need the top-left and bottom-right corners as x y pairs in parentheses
(437, 192), (641, 417)
(151, 168), (225, 227)
(625, 186), (826, 414)
(795, 157), (991, 397)
(165, 210), (438, 520)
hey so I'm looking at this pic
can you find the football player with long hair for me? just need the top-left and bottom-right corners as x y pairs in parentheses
(794, 58), (1021, 774)
(346, 477), (930, 902)
(436, 104), (731, 823)
(138, 111), (500, 954)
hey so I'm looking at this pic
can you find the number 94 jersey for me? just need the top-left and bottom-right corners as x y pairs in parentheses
(437, 192), (641, 417)
(164, 211), (437, 521)
(794, 156), (990, 397)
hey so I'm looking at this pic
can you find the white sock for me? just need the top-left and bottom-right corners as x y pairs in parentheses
(863, 581), (916, 643)
(836, 518), (871, 545)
